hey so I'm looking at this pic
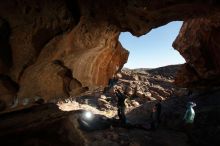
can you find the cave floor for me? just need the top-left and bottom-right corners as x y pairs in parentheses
(57, 98), (190, 146)
(0, 97), (190, 146)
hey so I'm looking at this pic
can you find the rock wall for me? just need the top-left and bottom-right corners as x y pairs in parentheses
(17, 17), (128, 103)
(0, 0), (129, 110)
(0, 0), (220, 111)
(174, 16), (220, 87)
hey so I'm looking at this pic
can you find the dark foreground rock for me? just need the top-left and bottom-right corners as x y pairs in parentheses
(0, 104), (85, 146)
(0, 103), (190, 146)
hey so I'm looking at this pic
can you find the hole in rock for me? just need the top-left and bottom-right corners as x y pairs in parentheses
(119, 21), (185, 69)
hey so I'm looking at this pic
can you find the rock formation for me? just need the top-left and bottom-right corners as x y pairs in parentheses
(0, 0), (129, 110)
(174, 17), (220, 87)
(0, 0), (220, 112)
(110, 65), (181, 102)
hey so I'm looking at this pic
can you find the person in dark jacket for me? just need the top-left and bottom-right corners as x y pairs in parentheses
(150, 100), (162, 130)
(115, 88), (128, 125)
(150, 105), (157, 130)
(104, 74), (119, 94)
(155, 100), (162, 123)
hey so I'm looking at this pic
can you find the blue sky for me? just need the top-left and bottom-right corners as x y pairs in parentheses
(119, 21), (185, 69)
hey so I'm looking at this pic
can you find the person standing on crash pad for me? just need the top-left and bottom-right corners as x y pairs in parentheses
(115, 88), (129, 125)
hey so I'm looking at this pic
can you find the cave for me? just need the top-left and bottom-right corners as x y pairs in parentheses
(0, 0), (220, 146)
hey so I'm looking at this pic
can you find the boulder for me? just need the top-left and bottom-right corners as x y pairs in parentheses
(130, 100), (140, 107)
(149, 86), (170, 97)
(136, 90), (145, 98)
(151, 91), (164, 101)
(133, 75), (139, 81)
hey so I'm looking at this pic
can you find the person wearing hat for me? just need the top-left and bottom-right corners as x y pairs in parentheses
(183, 101), (196, 144)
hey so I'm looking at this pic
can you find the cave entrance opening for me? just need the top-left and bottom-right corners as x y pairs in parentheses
(119, 21), (185, 69)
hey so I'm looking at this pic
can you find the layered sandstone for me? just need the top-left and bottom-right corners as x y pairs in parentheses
(0, 0), (129, 111)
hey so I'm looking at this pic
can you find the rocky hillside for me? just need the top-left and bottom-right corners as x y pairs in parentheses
(132, 64), (180, 79)
(114, 65), (182, 101)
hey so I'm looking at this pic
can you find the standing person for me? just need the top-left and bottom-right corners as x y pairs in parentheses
(150, 100), (162, 130)
(150, 105), (157, 130)
(115, 88), (128, 125)
(109, 75), (118, 88)
(183, 102), (196, 143)
(104, 74), (119, 94)
(155, 100), (162, 123)
(184, 102), (196, 124)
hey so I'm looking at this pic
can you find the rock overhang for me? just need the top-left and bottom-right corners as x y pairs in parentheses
(0, 0), (220, 112)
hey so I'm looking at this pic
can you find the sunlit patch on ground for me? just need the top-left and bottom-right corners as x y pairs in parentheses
(57, 101), (117, 118)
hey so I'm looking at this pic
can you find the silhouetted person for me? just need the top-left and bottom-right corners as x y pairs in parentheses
(150, 105), (157, 130)
(155, 100), (162, 123)
(115, 89), (128, 125)
(150, 100), (162, 130)
(104, 75), (119, 94)
(109, 75), (118, 88)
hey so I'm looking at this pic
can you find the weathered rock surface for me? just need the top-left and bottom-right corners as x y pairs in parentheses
(174, 17), (220, 87)
(111, 65), (180, 102)
(0, 0), (129, 111)
(0, 104), (94, 146)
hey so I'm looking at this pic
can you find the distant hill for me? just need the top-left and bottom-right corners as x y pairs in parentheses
(123, 64), (182, 79)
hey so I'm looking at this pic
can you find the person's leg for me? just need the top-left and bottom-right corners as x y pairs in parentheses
(121, 107), (126, 124)
(184, 123), (194, 144)
(150, 121), (156, 130)
(118, 107), (122, 120)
